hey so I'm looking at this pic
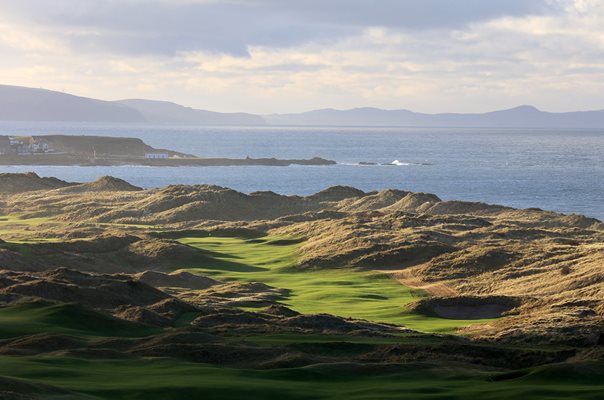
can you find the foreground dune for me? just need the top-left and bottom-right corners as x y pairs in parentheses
(0, 173), (602, 398)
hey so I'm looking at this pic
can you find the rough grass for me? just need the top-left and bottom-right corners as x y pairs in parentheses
(0, 302), (158, 339)
(178, 235), (494, 333)
(0, 356), (602, 400)
(0, 214), (56, 241)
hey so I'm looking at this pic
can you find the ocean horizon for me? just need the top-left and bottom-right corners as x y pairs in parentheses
(1, 122), (603, 221)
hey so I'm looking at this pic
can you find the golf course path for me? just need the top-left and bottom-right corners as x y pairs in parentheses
(381, 268), (458, 297)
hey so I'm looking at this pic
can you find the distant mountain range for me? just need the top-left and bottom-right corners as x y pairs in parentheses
(0, 85), (142, 123)
(264, 106), (604, 128)
(2, 84), (604, 128)
(116, 99), (265, 126)
(0, 85), (263, 126)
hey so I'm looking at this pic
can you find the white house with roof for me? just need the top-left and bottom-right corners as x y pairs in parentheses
(144, 152), (169, 159)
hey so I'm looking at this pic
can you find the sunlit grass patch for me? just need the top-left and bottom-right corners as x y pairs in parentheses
(178, 235), (495, 333)
(0, 214), (58, 242)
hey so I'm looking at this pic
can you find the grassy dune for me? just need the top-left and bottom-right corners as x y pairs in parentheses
(0, 356), (602, 400)
(0, 302), (158, 339)
(0, 214), (55, 241)
(178, 235), (494, 332)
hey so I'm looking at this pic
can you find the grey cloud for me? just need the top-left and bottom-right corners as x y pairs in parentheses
(249, 63), (328, 72)
(2, 0), (556, 56)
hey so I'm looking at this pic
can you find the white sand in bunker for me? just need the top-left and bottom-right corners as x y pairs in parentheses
(380, 268), (517, 320)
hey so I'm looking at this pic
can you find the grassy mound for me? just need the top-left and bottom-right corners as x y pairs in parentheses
(0, 302), (157, 338)
(0, 356), (602, 400)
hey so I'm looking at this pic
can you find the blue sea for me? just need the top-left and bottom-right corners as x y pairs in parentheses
(0, 122), (603, 221)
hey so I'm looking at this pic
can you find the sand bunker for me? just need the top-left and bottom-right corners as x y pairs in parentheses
(433, 304), (513, 319)
(409, 296), (521, 320)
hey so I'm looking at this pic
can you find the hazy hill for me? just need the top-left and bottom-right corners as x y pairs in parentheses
(117, 99), (266, 126)
(265, 105), (604, 128)
(3, 84), (604, 127)
(0, 85), (265, 126)
(0, 85), (145, 123)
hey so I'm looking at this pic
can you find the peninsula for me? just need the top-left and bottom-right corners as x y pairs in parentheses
(0, 134), (336, 167)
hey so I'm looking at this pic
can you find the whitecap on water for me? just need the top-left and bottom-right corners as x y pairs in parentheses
(391, 160), (410, 166)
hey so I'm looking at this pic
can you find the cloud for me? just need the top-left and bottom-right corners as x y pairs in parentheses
(0, 0), (554, 56)
(1, 0), (604, 113)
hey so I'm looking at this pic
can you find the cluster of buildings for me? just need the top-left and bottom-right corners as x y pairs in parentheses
(0, 136), (54, 155)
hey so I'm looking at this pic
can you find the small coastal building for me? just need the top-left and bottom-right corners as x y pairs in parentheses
(10, 137), (54, 154)
(0, 136), (11, 155)
(29, 139), (49, 153)
(16, 138), (30, 154)
(145, 153), (169, 159)
(8, 137), (28, 154)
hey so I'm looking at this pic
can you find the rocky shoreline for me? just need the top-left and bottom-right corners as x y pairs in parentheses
(0, 154), (336, 167)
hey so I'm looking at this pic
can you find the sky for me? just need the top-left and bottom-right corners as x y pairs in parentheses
(1, 0), (604, 114)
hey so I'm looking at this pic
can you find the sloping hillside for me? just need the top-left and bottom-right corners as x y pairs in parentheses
(0, 85), (144, 122)
(118, 99), (266, 125)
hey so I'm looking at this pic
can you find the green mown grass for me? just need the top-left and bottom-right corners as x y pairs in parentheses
(0, 214), (52, 227)
(0, 214), (55, 241)
(0, 356), (602, 400)
(0, 213), (73, 244)
(0, 214), (154, 242)
(178, 235), (494, 333)
(0, 302), (158, 339)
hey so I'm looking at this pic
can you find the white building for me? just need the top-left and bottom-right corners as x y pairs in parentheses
(145, 153), (169, 159)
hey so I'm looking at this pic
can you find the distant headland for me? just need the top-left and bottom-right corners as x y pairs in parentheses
(0, 134), (336, 167)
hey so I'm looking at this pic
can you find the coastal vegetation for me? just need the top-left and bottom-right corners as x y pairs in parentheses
(0, 173), (602, 398)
